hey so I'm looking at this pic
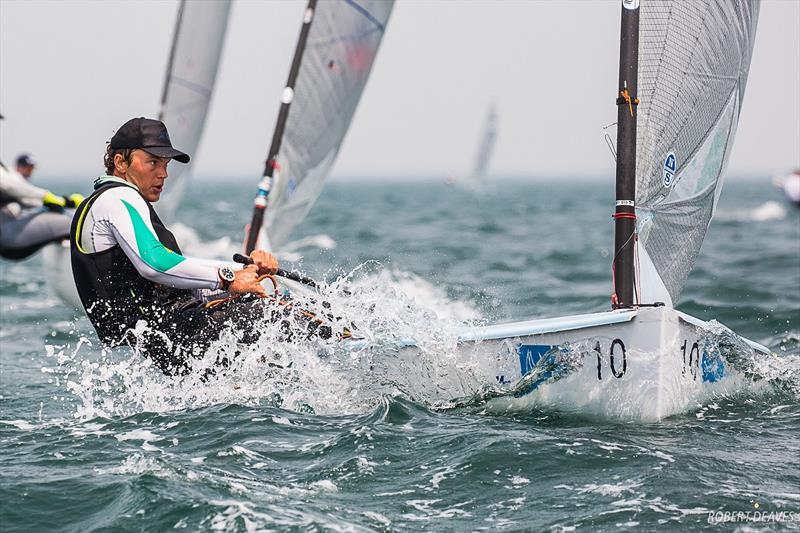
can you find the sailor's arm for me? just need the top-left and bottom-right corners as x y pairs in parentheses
(0, 165), (84, 209)
(91, 188), (227, 290)
(0, 165), (50, 207)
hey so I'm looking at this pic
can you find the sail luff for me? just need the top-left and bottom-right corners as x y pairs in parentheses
(156, 0), (231, 221)
(245, 0), (318, 255)
(159, 0), (186, 118)
(612, 0), (641, 308)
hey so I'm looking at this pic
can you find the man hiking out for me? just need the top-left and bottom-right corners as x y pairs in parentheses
(0, 116), (85, 260)
(70, 117), (279, 375)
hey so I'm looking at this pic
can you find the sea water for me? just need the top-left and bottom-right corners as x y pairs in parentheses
(1, 178), (798, 531)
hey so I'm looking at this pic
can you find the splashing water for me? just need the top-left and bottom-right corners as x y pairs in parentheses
(45, 263), (495, 419)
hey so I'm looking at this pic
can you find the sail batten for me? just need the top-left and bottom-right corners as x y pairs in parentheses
(634, 0), (759, 303)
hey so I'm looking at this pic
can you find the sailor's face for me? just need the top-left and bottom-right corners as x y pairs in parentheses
(125, 150), (170, 202)
(17, 165), (34, 179)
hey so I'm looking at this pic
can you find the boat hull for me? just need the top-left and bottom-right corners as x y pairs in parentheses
(384, 307), (767, 421)
(42, 241), (81, 308)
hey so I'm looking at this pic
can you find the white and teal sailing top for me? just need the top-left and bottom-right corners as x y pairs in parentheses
(75, 176), (221, 290)
(0, 163), (49, 212)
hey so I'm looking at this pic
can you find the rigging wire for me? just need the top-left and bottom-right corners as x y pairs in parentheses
(602, 122), (617, 163)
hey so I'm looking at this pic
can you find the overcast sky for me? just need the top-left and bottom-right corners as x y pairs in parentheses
(1, 0), (798, 181)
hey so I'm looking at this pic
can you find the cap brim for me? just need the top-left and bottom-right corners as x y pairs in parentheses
(144, 147), (190, 164)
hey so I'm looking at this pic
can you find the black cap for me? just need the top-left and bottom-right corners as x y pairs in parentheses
(110, 117), (190, 164)
(16, 153), (36, 167)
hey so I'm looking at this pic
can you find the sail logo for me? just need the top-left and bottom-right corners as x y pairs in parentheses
(663, 152), (676, 187)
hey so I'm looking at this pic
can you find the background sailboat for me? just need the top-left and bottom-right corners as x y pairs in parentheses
(774, 169), (800, 207)
(156, 0), (231, 221)
(44, 0), (231, 307)
(466, 101), (498, 187)
(445, 101), (498, 188)
(371, 0), (769, 420)
(244, 0), (395, 253)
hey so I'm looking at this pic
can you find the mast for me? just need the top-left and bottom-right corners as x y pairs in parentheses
(244, 0), (317, 254)
(612, 0), (640, 308)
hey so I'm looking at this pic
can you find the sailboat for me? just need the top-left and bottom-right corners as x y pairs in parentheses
(44, 0), (231, 307)
(775, 169), (800, 207)
(243, 0), (394, 253)
(466, 101), (499, 187)
(348, 0), (768, 420)
(155, 0), (231, 221)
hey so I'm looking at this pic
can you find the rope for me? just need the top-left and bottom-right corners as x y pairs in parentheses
(259, 274), (279, 296)
(200, 272), (357, 339)
(204, 296), (236, 309)
(611, 263), (619, 307)
(633, 233), (641, 305)
(616, 88), (640, 117)
(205, 280), (325, 328)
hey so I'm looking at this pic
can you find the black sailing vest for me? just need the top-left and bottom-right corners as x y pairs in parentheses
(70, 181), (193, 345)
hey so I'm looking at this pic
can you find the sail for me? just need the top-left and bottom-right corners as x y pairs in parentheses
(471, 102), (498, 179)
(157, 0), (231, 220)
(634, 0), (759, 303)
(264, 0), (394, 249)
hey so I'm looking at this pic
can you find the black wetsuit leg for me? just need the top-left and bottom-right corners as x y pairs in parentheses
(135, 296), (268, 375)
(137, 295), (330, 376)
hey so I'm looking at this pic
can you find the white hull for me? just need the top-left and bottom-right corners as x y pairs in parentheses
(42, 241), (81, 308)
(780, 172), (800, 206)
(364, 306), (768, 421)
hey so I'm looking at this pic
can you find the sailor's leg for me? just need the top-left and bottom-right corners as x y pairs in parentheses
(142, 296), (331, 376)
(0, 209), (72, 260)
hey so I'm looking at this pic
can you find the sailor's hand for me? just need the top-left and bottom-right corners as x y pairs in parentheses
(65, 193), (85, 208)
(249, 249), (278, 276)
(42, 191), (67, 212)
(228, 265), (267, 297)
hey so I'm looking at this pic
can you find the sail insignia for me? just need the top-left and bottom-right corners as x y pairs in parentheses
(662, 152), (676, 187)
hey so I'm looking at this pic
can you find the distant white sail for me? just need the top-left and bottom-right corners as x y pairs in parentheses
(265, 0), (394, 250)
(471, 102), (498, 180)
(635, 0), (759, 302)
(158, 0), (231, 220)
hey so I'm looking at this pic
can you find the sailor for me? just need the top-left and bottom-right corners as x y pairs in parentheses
(15, 153), (36, 180)
(0, 141), (85, 260)
(70, 117), (279, 375)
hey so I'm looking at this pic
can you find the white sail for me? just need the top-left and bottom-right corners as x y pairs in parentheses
(264, 0), (394, 250)
(157, 0), (231, 220)
(634, 0), (759, 303)
(471, 102), (498, 180)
